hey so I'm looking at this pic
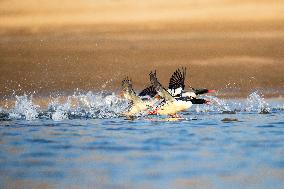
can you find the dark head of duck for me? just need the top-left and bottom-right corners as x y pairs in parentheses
(190, 98), (210, 104)
(175, 96), (210, 104)
(193, 88), (216, 95)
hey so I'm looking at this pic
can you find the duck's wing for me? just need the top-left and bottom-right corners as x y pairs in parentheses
(149, 71), (175, 102)
(168, 67), (186, 97)
(138, 85), (157, 97)
(139, 71), (158, 97)
(121, 77), (143, 104)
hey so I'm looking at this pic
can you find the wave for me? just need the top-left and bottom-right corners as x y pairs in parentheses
(0, 91), (128, 121)
(194, 91), (272, 114)
(0, 91), (283, 121)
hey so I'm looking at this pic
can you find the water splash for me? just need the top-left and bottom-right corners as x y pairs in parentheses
(0, 92), (128, 121)
(73, 91), (128, 119)
(194, 95), (233, 113)
(48, 98), (71, 121)
(0, 107), (9, 121)
(193, 91), (273, 114)
(46, 92), (128, 121)
(207, 96), (231, 112)
(245, 91), (270, 114)
(9, 95), (39, 120)
(272, 104), (284, 111)
(0, 91), (281, 121)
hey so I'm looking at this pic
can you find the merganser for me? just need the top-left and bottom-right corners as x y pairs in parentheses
(149, 71), (197, 117)
(139, 68), (215, 102)
(167, 67), (216, 99)
(121, 68), (214, 117)
(121, 77), (160, 116)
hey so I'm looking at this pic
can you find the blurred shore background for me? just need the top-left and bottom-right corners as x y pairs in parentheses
(1, 0), (284, 99)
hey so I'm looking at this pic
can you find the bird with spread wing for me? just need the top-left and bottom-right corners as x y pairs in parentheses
(139, 67), (214, 105)
(167, 67), (216, 100)
(121, 76), (161, 116)
(120, 67), (215, 117)
(148, 71), (193, 117)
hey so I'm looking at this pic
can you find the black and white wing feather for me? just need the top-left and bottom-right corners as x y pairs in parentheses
(168, 67), (186, 97)
(138, 85), (157, 97)
(149, 71), (175, 102)
(121, 77), (143, 104)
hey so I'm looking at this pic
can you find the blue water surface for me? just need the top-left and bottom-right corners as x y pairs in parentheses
(0, 98), (284, 189)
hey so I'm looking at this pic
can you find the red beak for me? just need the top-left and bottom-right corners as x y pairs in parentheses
(207, 90), (216, 93)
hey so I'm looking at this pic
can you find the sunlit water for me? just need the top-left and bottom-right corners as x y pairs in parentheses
(0, 92), (284, 189)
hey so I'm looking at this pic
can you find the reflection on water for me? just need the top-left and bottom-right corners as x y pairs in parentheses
(0, 93), (284, 189)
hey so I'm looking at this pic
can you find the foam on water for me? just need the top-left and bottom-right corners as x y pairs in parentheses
(0, 91), (282, 121)
(0, 91), (128, 121)
(9, 95), (39, 120)
(245, 91), (270, 113)
(196, 91), (273, 114)
(195, 95), (232, 113)
(48, 98), (71, 121)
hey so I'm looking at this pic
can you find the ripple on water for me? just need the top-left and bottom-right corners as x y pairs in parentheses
(25, 138), (55, 144)
(48, 144), (73, 150)
(21, 152), (57, 158)
(106, 127), (138, 131)
(0, 95), (284, 189)
(1, 131), (21, 136)
(257, 124), (275, 128)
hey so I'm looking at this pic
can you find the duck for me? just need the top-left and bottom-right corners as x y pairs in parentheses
(148, 71), (207, 118)
(139, 67), (215, 102)
(120, 77), (161, 116)
(167, 67), (216, 99)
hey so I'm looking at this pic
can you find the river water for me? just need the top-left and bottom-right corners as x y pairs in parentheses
(0, 92), (283, 189)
